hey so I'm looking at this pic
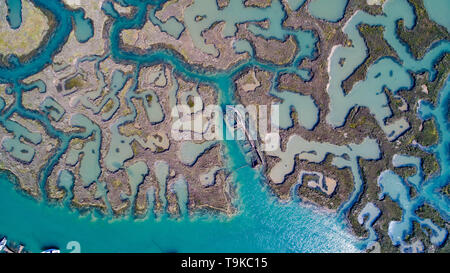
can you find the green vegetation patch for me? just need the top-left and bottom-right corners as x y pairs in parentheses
(397, 0), (450, 59)
(64, 75), (86, 90)
(440, 184), (450, 197)
(422, 153), (439, 178)
(102, 99), (115, 114)
(187, 96), (195, 108)
(146, 94), (153, 104)
(343, 25), (397, 93)
(415, 204), (446, 228)
(416, 120), (438, 146)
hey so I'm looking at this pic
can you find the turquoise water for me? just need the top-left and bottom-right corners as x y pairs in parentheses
(125, 161), (149, 211)
(267, 135), (381, 222)
(155, 160), (169, 210)
(357, 202), (380, 246)
(271, 89), (319, 130)
(179, 141), (219, 166)
(149, 7), (184, 39)
(423, 0), (450, 32)
(287, 0), (306, 11)
(57, 169), (75, 204)
(171, 177), (188, 216)
(5, 0), (22, 29)
(328, 57), (413, 141)
(0, 0), (448, 253)
(307, 0), (348, 23)
(323, 0), (450, 249)
(377, 77), (450, 251)
(39, 97), (65, 122)
(66, 114), (102, 187)
(0, 0), (359, 253)
(0, 162), (358, 252)
(326, 0), (449, 141)
(73, 10), (94, 43)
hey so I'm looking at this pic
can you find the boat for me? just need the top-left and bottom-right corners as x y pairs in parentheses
(0, 237), (7, 252)
(41, 248), (60, 253)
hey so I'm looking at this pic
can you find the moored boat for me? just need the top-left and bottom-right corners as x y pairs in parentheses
(0, 237), (7, 252)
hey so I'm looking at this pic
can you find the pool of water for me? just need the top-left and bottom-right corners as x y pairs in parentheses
(73, 10), (94, 43)
(5, 0), (22, 29)
(423, 0), (450, 32)
(307, 0), (348, 22)
(286, 0), (306, 11)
